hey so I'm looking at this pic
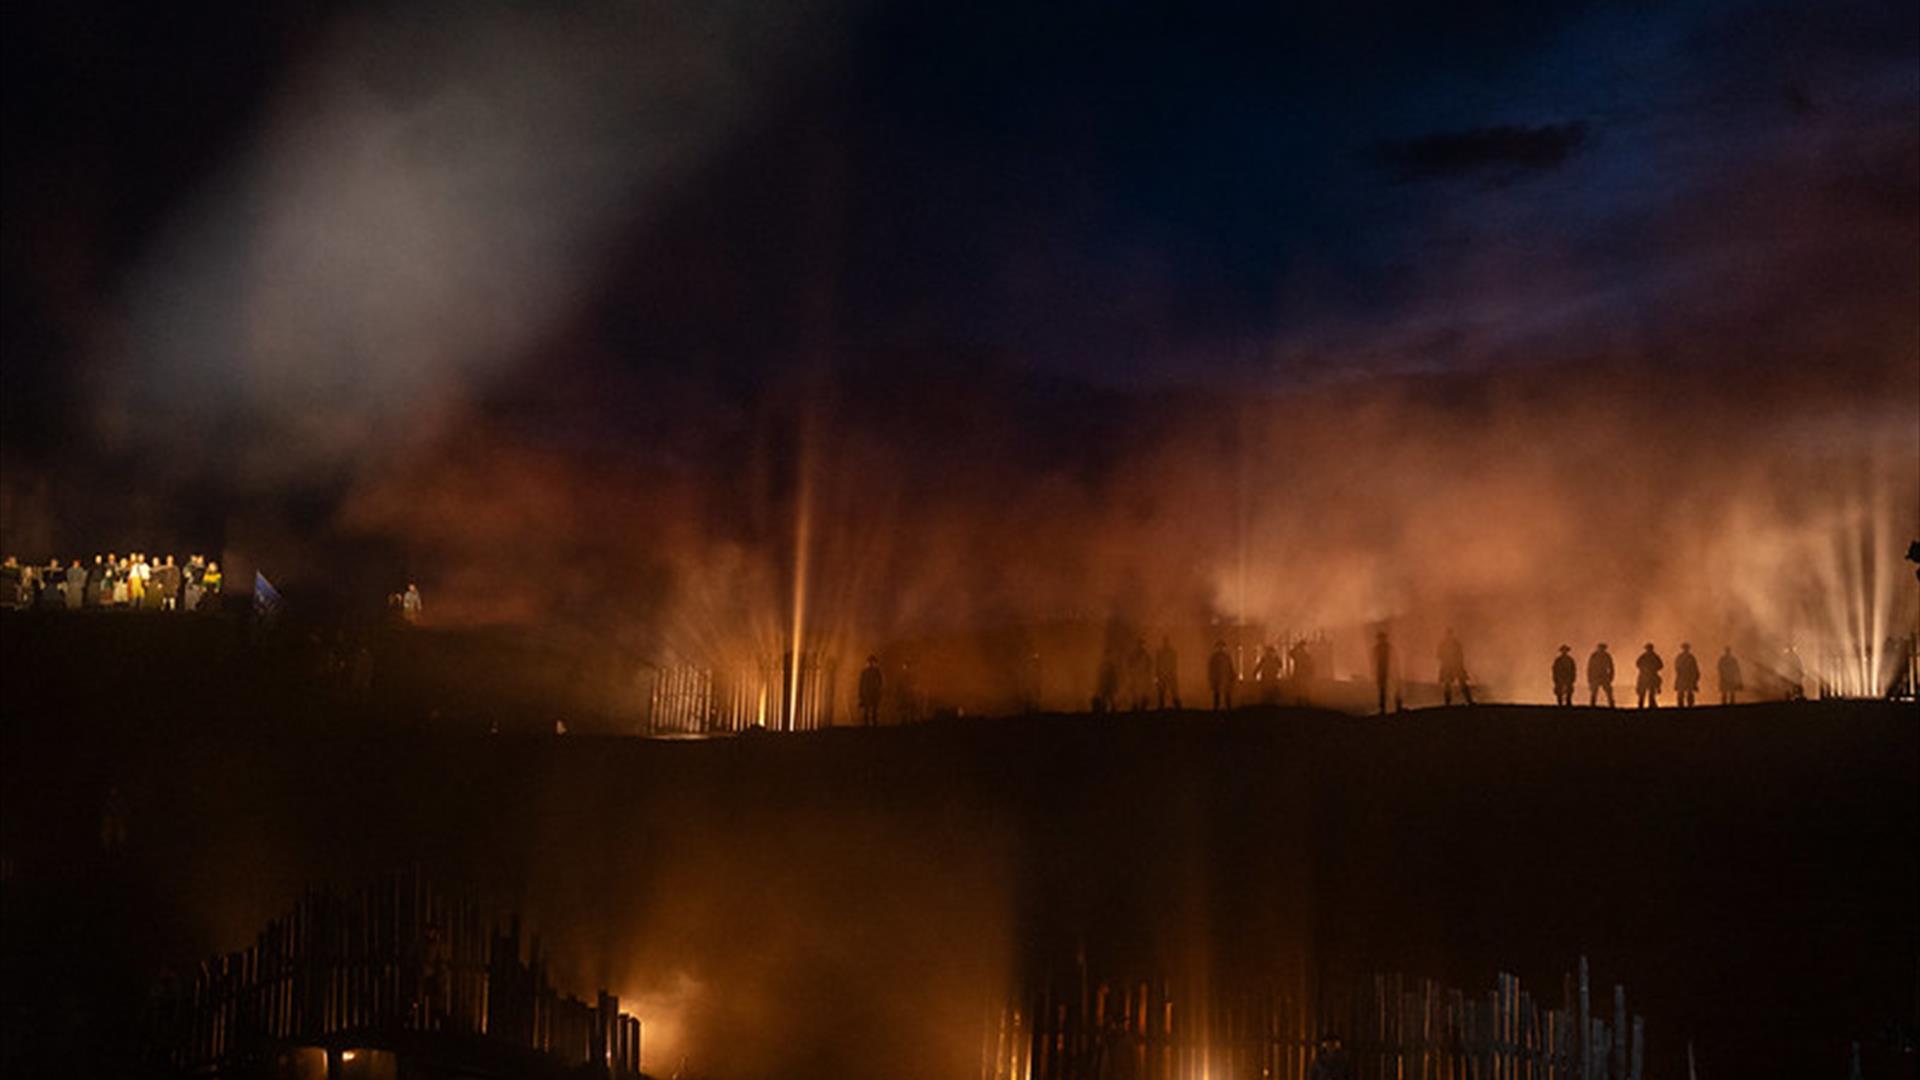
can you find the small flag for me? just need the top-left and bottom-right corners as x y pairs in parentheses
(253, 571), (283, 623)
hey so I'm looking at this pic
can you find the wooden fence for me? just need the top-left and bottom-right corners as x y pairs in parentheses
(985, 958), (1643, 1080)
(985, 975), (1319, 1080)
(167, 868), (642, 1076)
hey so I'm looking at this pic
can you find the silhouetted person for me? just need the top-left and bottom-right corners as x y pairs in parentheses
(1125, 638), (1155, 711)
(1437, 628), (1473, 706)
(1253, 644), (1282, 704)
(1673, 643), (1700, 707)
(1309, 1032), (1354, 1080)
(1716, 647), (1743, 705)
(1288, 639), (1316, 704)
(1780, 645), (1805, 701)
(858, 656), (883, 725)
(87, 554), (107, 606)
(1154, 637), (1180, 709)
(1207, 641), (1235, 710)
(1635, 643), (1663, 708)
(1587, 643), (1615, 707)
(1552, 645), (1576, 705)
(1372, 631), (1393, 715)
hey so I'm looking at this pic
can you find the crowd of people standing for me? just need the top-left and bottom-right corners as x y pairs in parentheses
(1089, 630), (1845, 715)
(0, 553), (224, 612)
(1197, 629), (1873, 713)
(1550, 640), (1775, 709)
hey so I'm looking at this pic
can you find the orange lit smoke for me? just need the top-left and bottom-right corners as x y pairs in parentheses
(334, 350), (1918, 711)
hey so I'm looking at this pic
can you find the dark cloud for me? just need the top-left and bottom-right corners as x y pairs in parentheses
(1370, 121), (1590, 183)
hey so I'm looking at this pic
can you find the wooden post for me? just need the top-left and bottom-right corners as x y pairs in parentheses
(1629, 1017), (1643, 1080)
(1576, 958), (1590, 1080)
(1611, 985), (1626, 1080)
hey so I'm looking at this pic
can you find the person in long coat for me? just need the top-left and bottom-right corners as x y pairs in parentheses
(1207, 641), (1236, 710)
(1253, 644), (1282, 705)
(141, 555), (165, 610)
(87, 555), (107, 606)
(857, 656), (883, 725)
(1716, 647), (1743, 705)
(64, 559), (88, 610)
(1673, 643), (1701, 707)
(1587, 643), (1615, 707)
(1635, 643), (1664, 709)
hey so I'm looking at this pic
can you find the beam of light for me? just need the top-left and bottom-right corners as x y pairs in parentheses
(788, 438), (812, 732)
(1733, 448), (1917, 700)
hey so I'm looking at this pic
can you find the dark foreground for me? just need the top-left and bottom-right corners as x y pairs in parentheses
(1, 616), (1915, 1079)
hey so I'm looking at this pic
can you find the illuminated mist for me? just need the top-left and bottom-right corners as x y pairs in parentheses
(331, 356), (1918, 714)
(3, 0), (1908, 715)
(1, 3), (1916, 1077)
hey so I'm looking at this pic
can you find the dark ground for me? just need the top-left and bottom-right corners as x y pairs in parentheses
(1, 613), (1915, 1079)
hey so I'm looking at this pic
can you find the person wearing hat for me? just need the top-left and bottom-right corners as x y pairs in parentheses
(1587, 643), (1615, 707)
(1635, 642), (1664, 709)
(1673, 642), (1701, 707)
(1551, 645), (1577, 705)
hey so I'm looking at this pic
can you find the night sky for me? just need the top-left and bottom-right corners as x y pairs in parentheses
(2, 0), (1916, 582)
(3, 8), (1918, 1078)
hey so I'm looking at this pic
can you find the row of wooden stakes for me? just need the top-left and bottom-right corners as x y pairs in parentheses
(985, 957), (1644, 1080)
(159, 869), (643, 1077)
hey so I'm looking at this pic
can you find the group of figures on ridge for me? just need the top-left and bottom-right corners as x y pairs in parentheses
(1550, 641), (1768, 709)
(1350, 630), (1765, 713)
(1, 552), (224, 613)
